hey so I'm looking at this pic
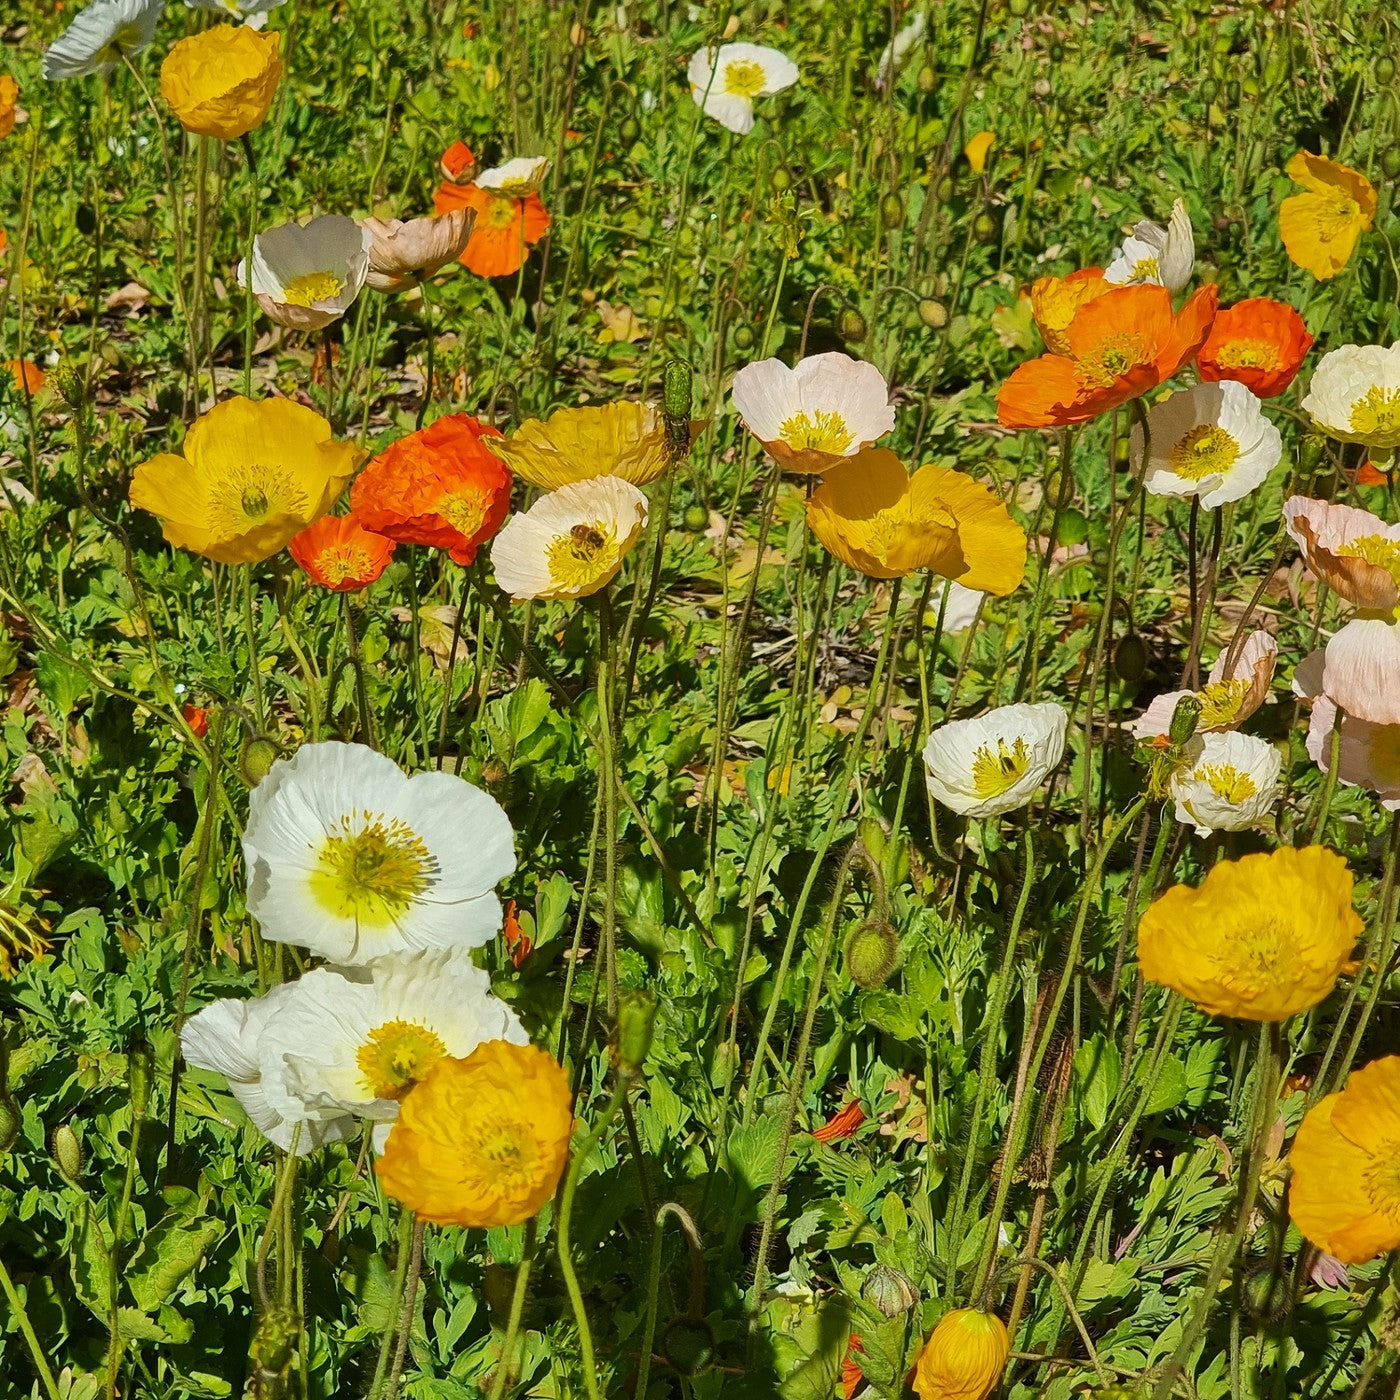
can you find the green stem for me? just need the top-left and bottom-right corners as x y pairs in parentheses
(486, 1219), (538, 1400)
(365, 1210), (415, 1400)
(0, 1251), (61, 1400)
(242, 567), (266, 730)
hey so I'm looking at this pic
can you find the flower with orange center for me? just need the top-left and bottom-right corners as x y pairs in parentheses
(376, 1040), (574, 1227)
(1279, 152), (1377, 281)
(1028, 267), (1111, 356)
(434, 159), (551, 279)
(1197, 298), (1314, 398)
(997, 283), (1218, 429)
(288, 513), (397, 592)
(913, 1309), (1009, 1400)
(350, 414), (512, 566)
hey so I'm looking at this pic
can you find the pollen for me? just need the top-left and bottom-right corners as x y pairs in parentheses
(313, 543), (376, 586)
(1168, 424), (1240, 481)
(722, 59), (768, 98)
(1336, 532), (1400, 588)
(1196, 678), (1250, 729)
(357, 1019), (448, 1100)
(205, 462), (308, 542)
(1200, 763), (1257, 803)
(1214, 338), (1281, 371)
(545, 520), (618, 591)
(970, 737), (1031, 799)
(437, 486), (492, 539)
(1349, 386), (1400, 441)
(778, 409), (854, 455)
(280, 270), (345, 308)
(309, 813), (437, 928)
(1362, 1151), (1400, 1223)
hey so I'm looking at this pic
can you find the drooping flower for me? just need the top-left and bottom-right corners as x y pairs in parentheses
(730, 352), (896, 474)
(812, 1099), (866, 1144)
(1279, 152), (1376, 281)
(1136, 846), (1361, 1021)
(439, 140), (478, 183)
(1301, 343), (1400, 452)
(242, 740), (516, 964)
(490, 475), (648, 603)
(922, 702), (1068, 818)
(376, 1040), (573, 1227)
(1283, 495), (1400, 611)
(1289, 1056), (1400, 1263)
(180, 986), (358, 1155)
(487, 401), (673, 489)
(1104, 198), (1194, 294)
(1132, 630), (1276, 743)
(806, 449), (1027, 591)
(237, 215), (373, 331)
(1197, 298), (1313, 398)
(288, 512), (396, 592)
(912, 1309), (1010, 1400)
(1028, 268), (1110, 356)
(687, 43), (799, 135)
(359, 210), (474, 292)
(0, 75), (19, 140)
(1304, 694), (1400, 810)
(433, 159), (551, 279)
(349, 414), (511, 566)
(262, 950), (526, 1135)
(1167, 730), (1282, 835)
(159, 25), (282, 140)
(42, 0), (163, 81)
(997, 283), (1218, 429)
(1131, 380), (1282, 507)
(129, 396), (358, 564)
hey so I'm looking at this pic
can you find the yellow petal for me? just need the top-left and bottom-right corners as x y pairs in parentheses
(964, 130), (995, 175)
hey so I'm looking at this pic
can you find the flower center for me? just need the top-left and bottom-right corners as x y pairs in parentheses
(1127, 255), (1160, 282)
(1336, 532), (1400, 588)
(970, 737), (1030, 798)
(1362, 1146), (1400, 1222)
(481, 194), (520, 229)
(545, 521), (617, 591)
(357, 1019), (447, 1100)
(280, 270), (345, 308)
(722, 59), (768, 97)
(1196, 678), (1250, 730)
(778, 410), (853, 455)
(205, 462), (308, 542)
(1198, 762), (1257, 803)
(436, 487), (491, 539)
(1215, 338), (1280, 371)
(315, 543), (376, 586)
(1220, 914), (1299, 993)
(463, 1115), (543, 1197)
(1168, 425), (1240, 481)
(1349, 386), (1400, 440)
(1079, 333), (1145, 385)
(308, 814), (436, 927)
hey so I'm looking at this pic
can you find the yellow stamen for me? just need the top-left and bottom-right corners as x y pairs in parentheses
(722, 59), (768, 97)
(1168, 424), (1239, 481)
(357, 1019), (448, 1100)
(970, 737), (1030, 799)
(309, 814), (436, 927)
(778, 409), (853, 455)
(280, 270), (344, 308)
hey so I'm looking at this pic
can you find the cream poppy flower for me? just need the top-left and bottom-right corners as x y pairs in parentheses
(1305, 694), (1400, 810)
(1105, 199), (1194, 294)
(490, 475), (648, 602)
(475, 156), (550, 197)
(688, 43), (799, 135)
(731, 352), (896, 474)
(874, 12), (926, 90)
(930, 579), (985, 634)
(43, 0), (163, 80)
(183, 0), (286, 27)
(922, 702), (1068, 818)
(360, 210), (474, 292)
(1168, 731), (1282, 835)
(266, 950), (526, 1132)
(1302, 343), (1400, 451)
(1132, 631), (1277, 742)
(1284, 495), (1400, 612)
(180, 986), (357, 1155)
(243, 740), (516, 964)
(237, 215), (373, 331)
(1132, 381), (1282, 508)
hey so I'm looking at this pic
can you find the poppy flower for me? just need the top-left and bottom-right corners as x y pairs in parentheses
(1133, 630), (1276, 743)
(288, 513), (396, 592)
(841, 1334), (865, 1400)
(42, 0), (162, 80)
(0, 75), (18, 140)
(688, 43), (798, 135)
(997, 283), (1218, 428)
(1167, 730), (1282, 836)
(1028, 268), (1111, 356)
(1197, 297), (1313, 398)
(238, 216), (374, 331)
(6, 359), (44, 395)
(359, 210), (474, 292)
(489, 400), (673, 489)
(1105, 199), (1194, 294)
(159, 24), (282, 141)
(1279, 152), (1376, 281)
(439, 140), (478, 183)
(812, 1099), (866, 1144)
(1301, 342), (1400, 452)
(350, 414), (512, 566)
(434, 157), (551, 279)
(181, 702), (210, 738)
(502, 899), (532, 969)
(913, 1310), (1009, 1400)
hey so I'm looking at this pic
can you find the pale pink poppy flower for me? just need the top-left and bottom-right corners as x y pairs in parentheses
(1283, 495), (1400, 612)
(1304, 694), (1400, 809)
(1307, 1251), (1350, 1290)
(1132, 630), (1277, 742)
(360, 210), (475, 293)
(1319, 616), (1400, 725)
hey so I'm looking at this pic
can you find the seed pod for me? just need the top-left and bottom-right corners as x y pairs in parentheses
(973, 211), (999, 244)
(836, 306), (868, 342)
(770, 166), (792, 192)
(1054, 508), (1088, 546)
(862, 1262), (919, 1317)
(1379, 56), (1396, 84)
(683, 504), (710, 533)
(1382, 145), (1400, 180)
(619, 116), (641, 144)
(918, 298), (949, 329)
(935, 175), (955, 204)
(917, 65), (936, 93)
(239, 736), (281, 788)
(663, 359), (693, 460)
(613, 989), (657, 1077)
(1112, 633), (1149, 685)
(846, 919), (899, 989)
(663, 1318), (715, 1377)
(880, 192), (905, 229)
(127, 1039), (155, 1121)
(1169, 694), (1202, 748)
(733, 324), (756, 350)
(51, 1123), (83, 1183)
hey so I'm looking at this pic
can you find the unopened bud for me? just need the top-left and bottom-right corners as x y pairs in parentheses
(835, 306), (868, 343)
(53, 360), (87, 409)
(482, 758), (508, 786)
(732, 324), (756, 350)
(1169, 694), (1202, 748)
(770, 166), (792, 192)
(239, 736), (281, 788)
(917, 65), (936, 93)
(619, 115), (641, 144)
(613, 989), (656, 1076)
(51, 1123), (83, 1182)
(918, 298), (948, 329)
(1382, 145), (1400, 181)
(127, 1039), (154, 1120)
(683, 504), (709, 534)
(0, 1093), (18, 1154)
(973, 211), (1000, 244)
(862, 1262), (919, 1318)
(570, 22), (586, 45)
(1112, 633), (1148, 685)
(250, 1306), (300, 1378)
(879, 192), (905, 229)
(845, 919), (899, 989)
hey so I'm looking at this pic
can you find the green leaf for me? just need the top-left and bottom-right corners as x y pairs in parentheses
(128, 1217), (224, 1313)
(72, 1204), (113, 1317)
(1073, 1035), (1123, 1131)
(1143, 1054), (1190, 1116)
(859, 989), (922, 1042)
(728, 1114), (786, 1192)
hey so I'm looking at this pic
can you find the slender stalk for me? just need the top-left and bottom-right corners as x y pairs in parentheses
(0, 1252), (61, 1400)
(242, 567), (266, 729)
(486, 1219), (539, 1400)
(364, 1211), (415, 1400)
(595, 590), (621, 1019)
(385, 1219), (427, 1400)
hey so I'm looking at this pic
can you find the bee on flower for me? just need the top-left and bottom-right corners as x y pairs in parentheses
(922, 702), (1068, 818)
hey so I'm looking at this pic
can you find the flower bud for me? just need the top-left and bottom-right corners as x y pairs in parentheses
(733, 324), (756, 350)
(250, 1306), (300, 1378)
(1169, 694), (1202, 748)
(1382, 145), (1400, 180)
(53, 360), (87, 410)
(836, 306), (868, 343)
(880, 193), (905, 229)
(973, 211), (1000, 244)
(916, 65), (936, 93)
(619, 115), (641, 144)
(127, 1038), (155, 1120)
(51, 1123), (83, 1183)
(0, 1094), (18, 1154)
(846, 919), (899, 989)
(239, 735), (281, 788)
(935, 175), (955, 204)
(683, 504), (710, 534)
(913, 1309), (1010, 1400)
(1112, 632), (1148, 685)
(862, 1262), (919, 1318)
(613, 989), (657, 1076)
(918, 298), (949, 329)
(770, 166), (792, 192)
(1379, 56), (1397, 84)
(663, 1318), (715, 1377)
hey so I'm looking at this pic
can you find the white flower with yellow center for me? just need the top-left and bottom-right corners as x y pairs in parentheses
(490, 475), (649, 602)
(730, 352), (896, 475)
(43, 0), (163, 80)
(180, 985), (358, 1155)
(687, 42), (799, 135)
(1168, 730), (1281, 835)
(922, 702), (1068, 818)
(1132, 630), (1277, 742)
(1132, 381), (1282, 508)
(262, 949), (526, 1137)
(1105, 199), (1194, 294)
(243, 741), (515, 964)
(1302, 342), (1400, 450)
(237, 215), (373, 332)
(475, 156), (550, 198)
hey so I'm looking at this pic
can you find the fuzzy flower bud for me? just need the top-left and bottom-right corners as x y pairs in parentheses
(913, 1309), (1010, 1400)
(613, 989), (657, 1077)
(127, 1038), (154, 1120)
(51, 1123), (83, 1183)
(239, 736), (282, 788)
(861, 1262), (919, 1318)
(845, 918), (899, 989)
(1168, 694), (1202, 748)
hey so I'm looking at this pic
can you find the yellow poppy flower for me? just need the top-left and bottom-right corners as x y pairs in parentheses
(1137, 845), (1361, 1021)
(129, 397), (359, 564)
(964, 130), (995, 175)
(1279, 152), (1377, 281)
(1027, 268), (1111, 356)
(376, 1040), (574, 1227)
(159, 25), (282, 142)
(487, 401), (673, 489)
(806, 448), (1027, 593)
(1289, 1056), (1400, 1264)
(913, 1309), (1009, 1400)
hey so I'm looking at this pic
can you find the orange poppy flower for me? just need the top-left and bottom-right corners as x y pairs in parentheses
(502, 898), (532, 969)
(440, 139), (478, 183)
(812, 1099), (866, 1143)
(841, 1335), (864, 1400)
(181, 702), (209, 739)
(0, 75), (18, 140)
(1197, 297), (1313, 398)
(434, 181), (551, 278)
(5, 359), (44, 395)
(288, 512), (397, 592)
(1028, 267), (1110, 355)
(350, 413), (512, 565)
(996, 283), (1218, 429)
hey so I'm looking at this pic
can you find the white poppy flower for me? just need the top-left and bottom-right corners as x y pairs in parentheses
(264, 949), (526, 1129)
(687, 42), (799, 135)
(1168, 731), (1281, 835)
(1302, 342), (1400, 450)
(922, 702), (1068, 818)
(43, 0), (163, 80)
(875, 13), (926, 90)
(237, 215), (373, 331)
(490, 475), (648, 602)
(1105, 199), (1194, 294)
(243, 740), (516, 964)
(1131, 381), (1282, 508)
(180, 986), (357, 1154)
(930, 579), (985, 635)
(183, 0), (286, 27)
(1132, 630), (1277, 742)
(475, 157), (550, 198)
(730, 352), (895, 474)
